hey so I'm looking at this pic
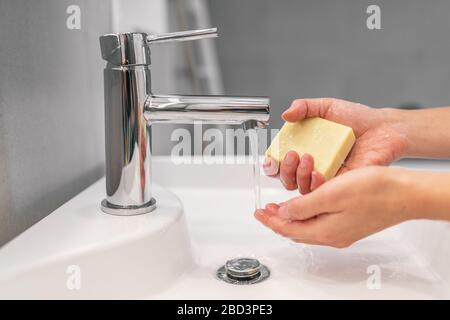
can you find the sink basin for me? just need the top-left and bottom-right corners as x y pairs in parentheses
(1, 156), (450, 299)
(0, 180), (194, 299)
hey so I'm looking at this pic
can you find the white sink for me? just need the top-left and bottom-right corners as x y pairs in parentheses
(0, 180), (194, 299)
(1, 156), (450, 299)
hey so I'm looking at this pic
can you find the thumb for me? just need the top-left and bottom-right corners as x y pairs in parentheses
(282, 98), (334, 122)
(278, 190), (329, 221)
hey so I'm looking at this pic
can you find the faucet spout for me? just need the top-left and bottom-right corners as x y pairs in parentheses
(145, 94), (270, 128)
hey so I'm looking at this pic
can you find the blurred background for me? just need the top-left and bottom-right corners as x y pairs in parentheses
(2, 0), (450, 245)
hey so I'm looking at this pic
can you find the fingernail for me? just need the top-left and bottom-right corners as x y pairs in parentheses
(255, 209), (265, 218)
(263, 158), (272, 168)
(265, 204), (279, 214)
(278, 205), (289, 219)
(285, 152), (296, 165)
(263, 158), (279, 176)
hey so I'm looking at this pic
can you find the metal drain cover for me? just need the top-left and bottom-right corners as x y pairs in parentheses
(216, 258), (270, 285)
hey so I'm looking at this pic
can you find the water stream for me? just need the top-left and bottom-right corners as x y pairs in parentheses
(248, 129), (261, 210)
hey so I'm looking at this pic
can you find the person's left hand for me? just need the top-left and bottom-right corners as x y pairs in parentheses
(263, 98), (409, 195)
(255, 166), (413, 248)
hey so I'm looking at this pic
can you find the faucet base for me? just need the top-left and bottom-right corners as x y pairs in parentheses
(100, 198), (157, 216)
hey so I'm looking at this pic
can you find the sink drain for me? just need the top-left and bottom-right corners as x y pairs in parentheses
(216, 258), (270, 285)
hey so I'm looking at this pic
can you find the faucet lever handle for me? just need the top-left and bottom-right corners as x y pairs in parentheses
(146, 27), (218, 45)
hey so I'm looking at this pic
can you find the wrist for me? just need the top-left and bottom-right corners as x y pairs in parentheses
(382, 167), (418, 222)
(389, 168), (450, 221)
(387, 168), (422, 221)
(378, 107), (411, 159)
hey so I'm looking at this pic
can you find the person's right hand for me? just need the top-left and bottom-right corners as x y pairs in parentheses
(263, 98), (408, 194)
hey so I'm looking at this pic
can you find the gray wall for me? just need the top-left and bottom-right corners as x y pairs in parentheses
(0, 0), (112, 246)
(210, 0), (450, 129)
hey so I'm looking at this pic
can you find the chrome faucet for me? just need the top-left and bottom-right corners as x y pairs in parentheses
(99, 28), (270, 215)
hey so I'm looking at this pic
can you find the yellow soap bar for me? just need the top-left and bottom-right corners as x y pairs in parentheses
(266, 117), (356, 180)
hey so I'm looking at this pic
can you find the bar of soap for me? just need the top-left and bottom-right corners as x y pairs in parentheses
(266, 117), (356, 180)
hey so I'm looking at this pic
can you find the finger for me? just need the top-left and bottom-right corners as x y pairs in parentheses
(255, 209), (318, 241)
(280, 151), (299, 190)
(263, 157), (279, 176)
(278, 192), (329, 221)
(310, 171), (325, 191)
(282, 98), (333, 122)
(296, 153), (314, 194)
(264, 203), (280, 215)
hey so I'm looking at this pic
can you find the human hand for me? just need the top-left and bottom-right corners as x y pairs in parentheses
(255, 166), (414, 248)
(264, 98), (408, 194)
